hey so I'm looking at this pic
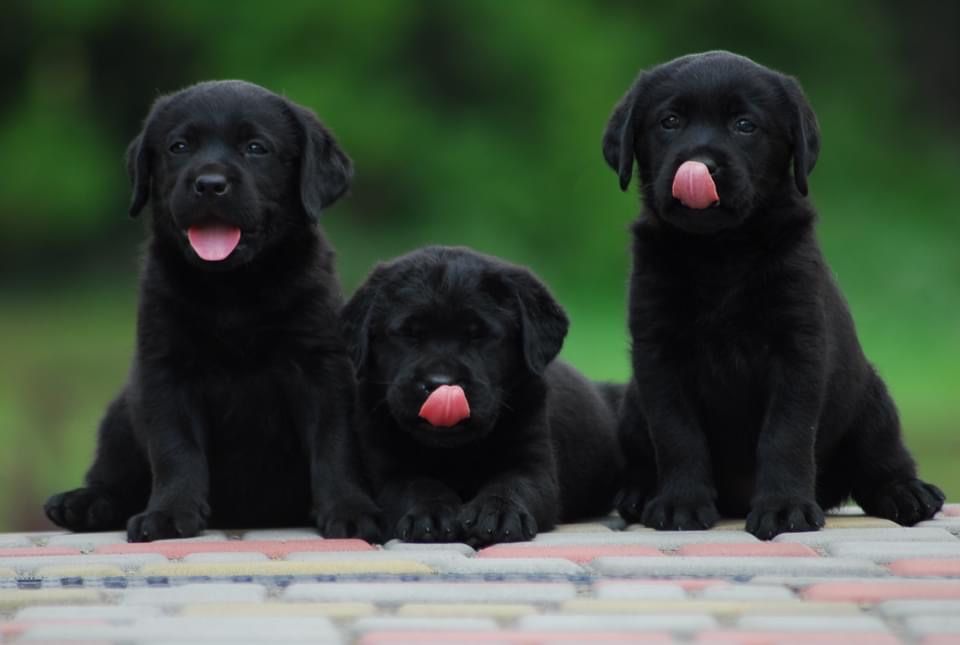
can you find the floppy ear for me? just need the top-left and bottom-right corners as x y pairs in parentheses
(288, 104), (354, 218)
(125, 95), (172, 218)
(602, 73), (647, 192)
(340, 265), (388, 370)
(125, 133), (149, 217)
(781, 76), (820, 196)
(501, 269), (569, 375)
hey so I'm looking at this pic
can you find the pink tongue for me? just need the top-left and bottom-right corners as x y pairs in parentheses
(672, 161), (720, 209)
(418, 385), (471, 428)
(187, 225), (242, 262)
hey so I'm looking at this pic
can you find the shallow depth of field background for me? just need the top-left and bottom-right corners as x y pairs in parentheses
(1, 1), (957, 530)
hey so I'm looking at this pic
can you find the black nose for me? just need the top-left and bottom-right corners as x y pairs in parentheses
(194, 174), (229, 196)
(421, 373), (456, 392)
(690, 156), (719, 174)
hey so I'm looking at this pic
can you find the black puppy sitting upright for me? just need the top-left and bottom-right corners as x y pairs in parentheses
(341, 247), (623, 547)
(45, 81), (380, 542)
(603, 51), (943, 538)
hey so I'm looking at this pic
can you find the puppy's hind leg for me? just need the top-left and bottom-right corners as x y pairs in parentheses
(848, 372), (944, 525)
(44, 393), (150, 531)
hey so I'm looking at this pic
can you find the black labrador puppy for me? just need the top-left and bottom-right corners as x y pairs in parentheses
(602, 51), (944, 538)
(341, 246), (623, 547)
(45, 80), (381, 542)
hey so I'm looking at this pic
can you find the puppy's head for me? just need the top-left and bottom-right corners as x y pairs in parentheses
(602, 51), (819, 234)
(342, 247), (568, 448)
(126, 80), (353, 268)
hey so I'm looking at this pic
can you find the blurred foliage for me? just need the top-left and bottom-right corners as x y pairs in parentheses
(0, 1), (957, 530)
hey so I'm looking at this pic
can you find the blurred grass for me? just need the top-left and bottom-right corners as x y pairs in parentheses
(0, 1), (957, 530)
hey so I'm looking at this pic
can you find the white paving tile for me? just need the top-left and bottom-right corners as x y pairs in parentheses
(284, 582), (577, 604)
(517, 613), (716, 632)
(773, 527), (957, 546)
(122, 583), (266, 606)
(828, 540), (960, 562)
(589, 556), (886, 577)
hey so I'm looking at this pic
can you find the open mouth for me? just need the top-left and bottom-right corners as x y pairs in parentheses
(185, 224), (242, 262)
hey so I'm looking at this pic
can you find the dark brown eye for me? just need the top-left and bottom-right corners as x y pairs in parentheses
(169, 140), (188, 153)
(245, 141), (268, 155)
(735, 118), (757, 134)
(661, 115), (681, 130)
(466, 321), (487, 340)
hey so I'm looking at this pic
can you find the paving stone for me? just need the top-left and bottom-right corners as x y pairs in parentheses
(359, 632), (671, 644)
(563, 599), (856, 615)
(919, 519), (960, 536)
(284, 582), (577, 604)
(589, 556), (885, 577)
(596, 529), (761, 547)
(16, 604), (163, 620)
(802, 581), (960, 602)
(516, 613), (717, 632)
(181, 601), (376, 618)
(735, 614), (889, 631)
(877, 600), (960, 616)
(940, 505), (960, 518)
(122, 583), (267, 606)
(698, 584), (796, 600)
(383, 540), (476, 556)
(773, 527), (958, 546)
(0, 552), (168, 574)
(351, 616), (498, 633)
(181, 551), (271, 563)
(239, 528), (322, 541)
(0, 535), (34, 548)
(96, 537), (373, 558)
(396, 603), (538, 618)
(35, 563), (126, 579)
(0, 546), (82, 557)
(422, 556), (584, 575)
(140, 558), (433, 577)
(0, 589), (105, 610)
(889, 559), (960, 576)
(45, 531), (130, 549)
(594, 579), (727, 595)
(677, 543), (818, 557)
(591, 582), (688, 600)
(822, 516), (900, 529)
(0, 566), (16, 578)
(477, 544), (664, 563)
(694, 630), (899, 643)
(20, 616), (340, 642)
(905, 616), (960, 634)
(828, 541), (960, 562)
(286, 549), (468, 572)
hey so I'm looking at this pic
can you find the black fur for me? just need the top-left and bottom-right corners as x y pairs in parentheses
(44, 80), (381, 542)
(603, 51), (944, 539)
(341, 246), (623, 547)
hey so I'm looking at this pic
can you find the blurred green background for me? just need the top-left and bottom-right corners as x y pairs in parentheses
(0, 1), (957, 531)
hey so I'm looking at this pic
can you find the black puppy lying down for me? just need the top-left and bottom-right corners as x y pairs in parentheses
(341, 246), (623, 546)
(45, 81), (379, 541)
(603, 51), (944, 538)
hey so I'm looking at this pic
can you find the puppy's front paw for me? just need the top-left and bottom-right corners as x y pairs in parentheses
(642, 491), (719, 531)
(460, 496), (537, 547)
(746, 496), (824, 540)
(45, 487), (125, 531)
(317, 499), (385, 543)
(864, 479), (945, 526)
(395, 502), (461, 543)
(126, 505), (207, 542)
(615, 484), (652, 524)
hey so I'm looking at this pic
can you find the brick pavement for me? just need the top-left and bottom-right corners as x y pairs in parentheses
(0, 504), (958, 643)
